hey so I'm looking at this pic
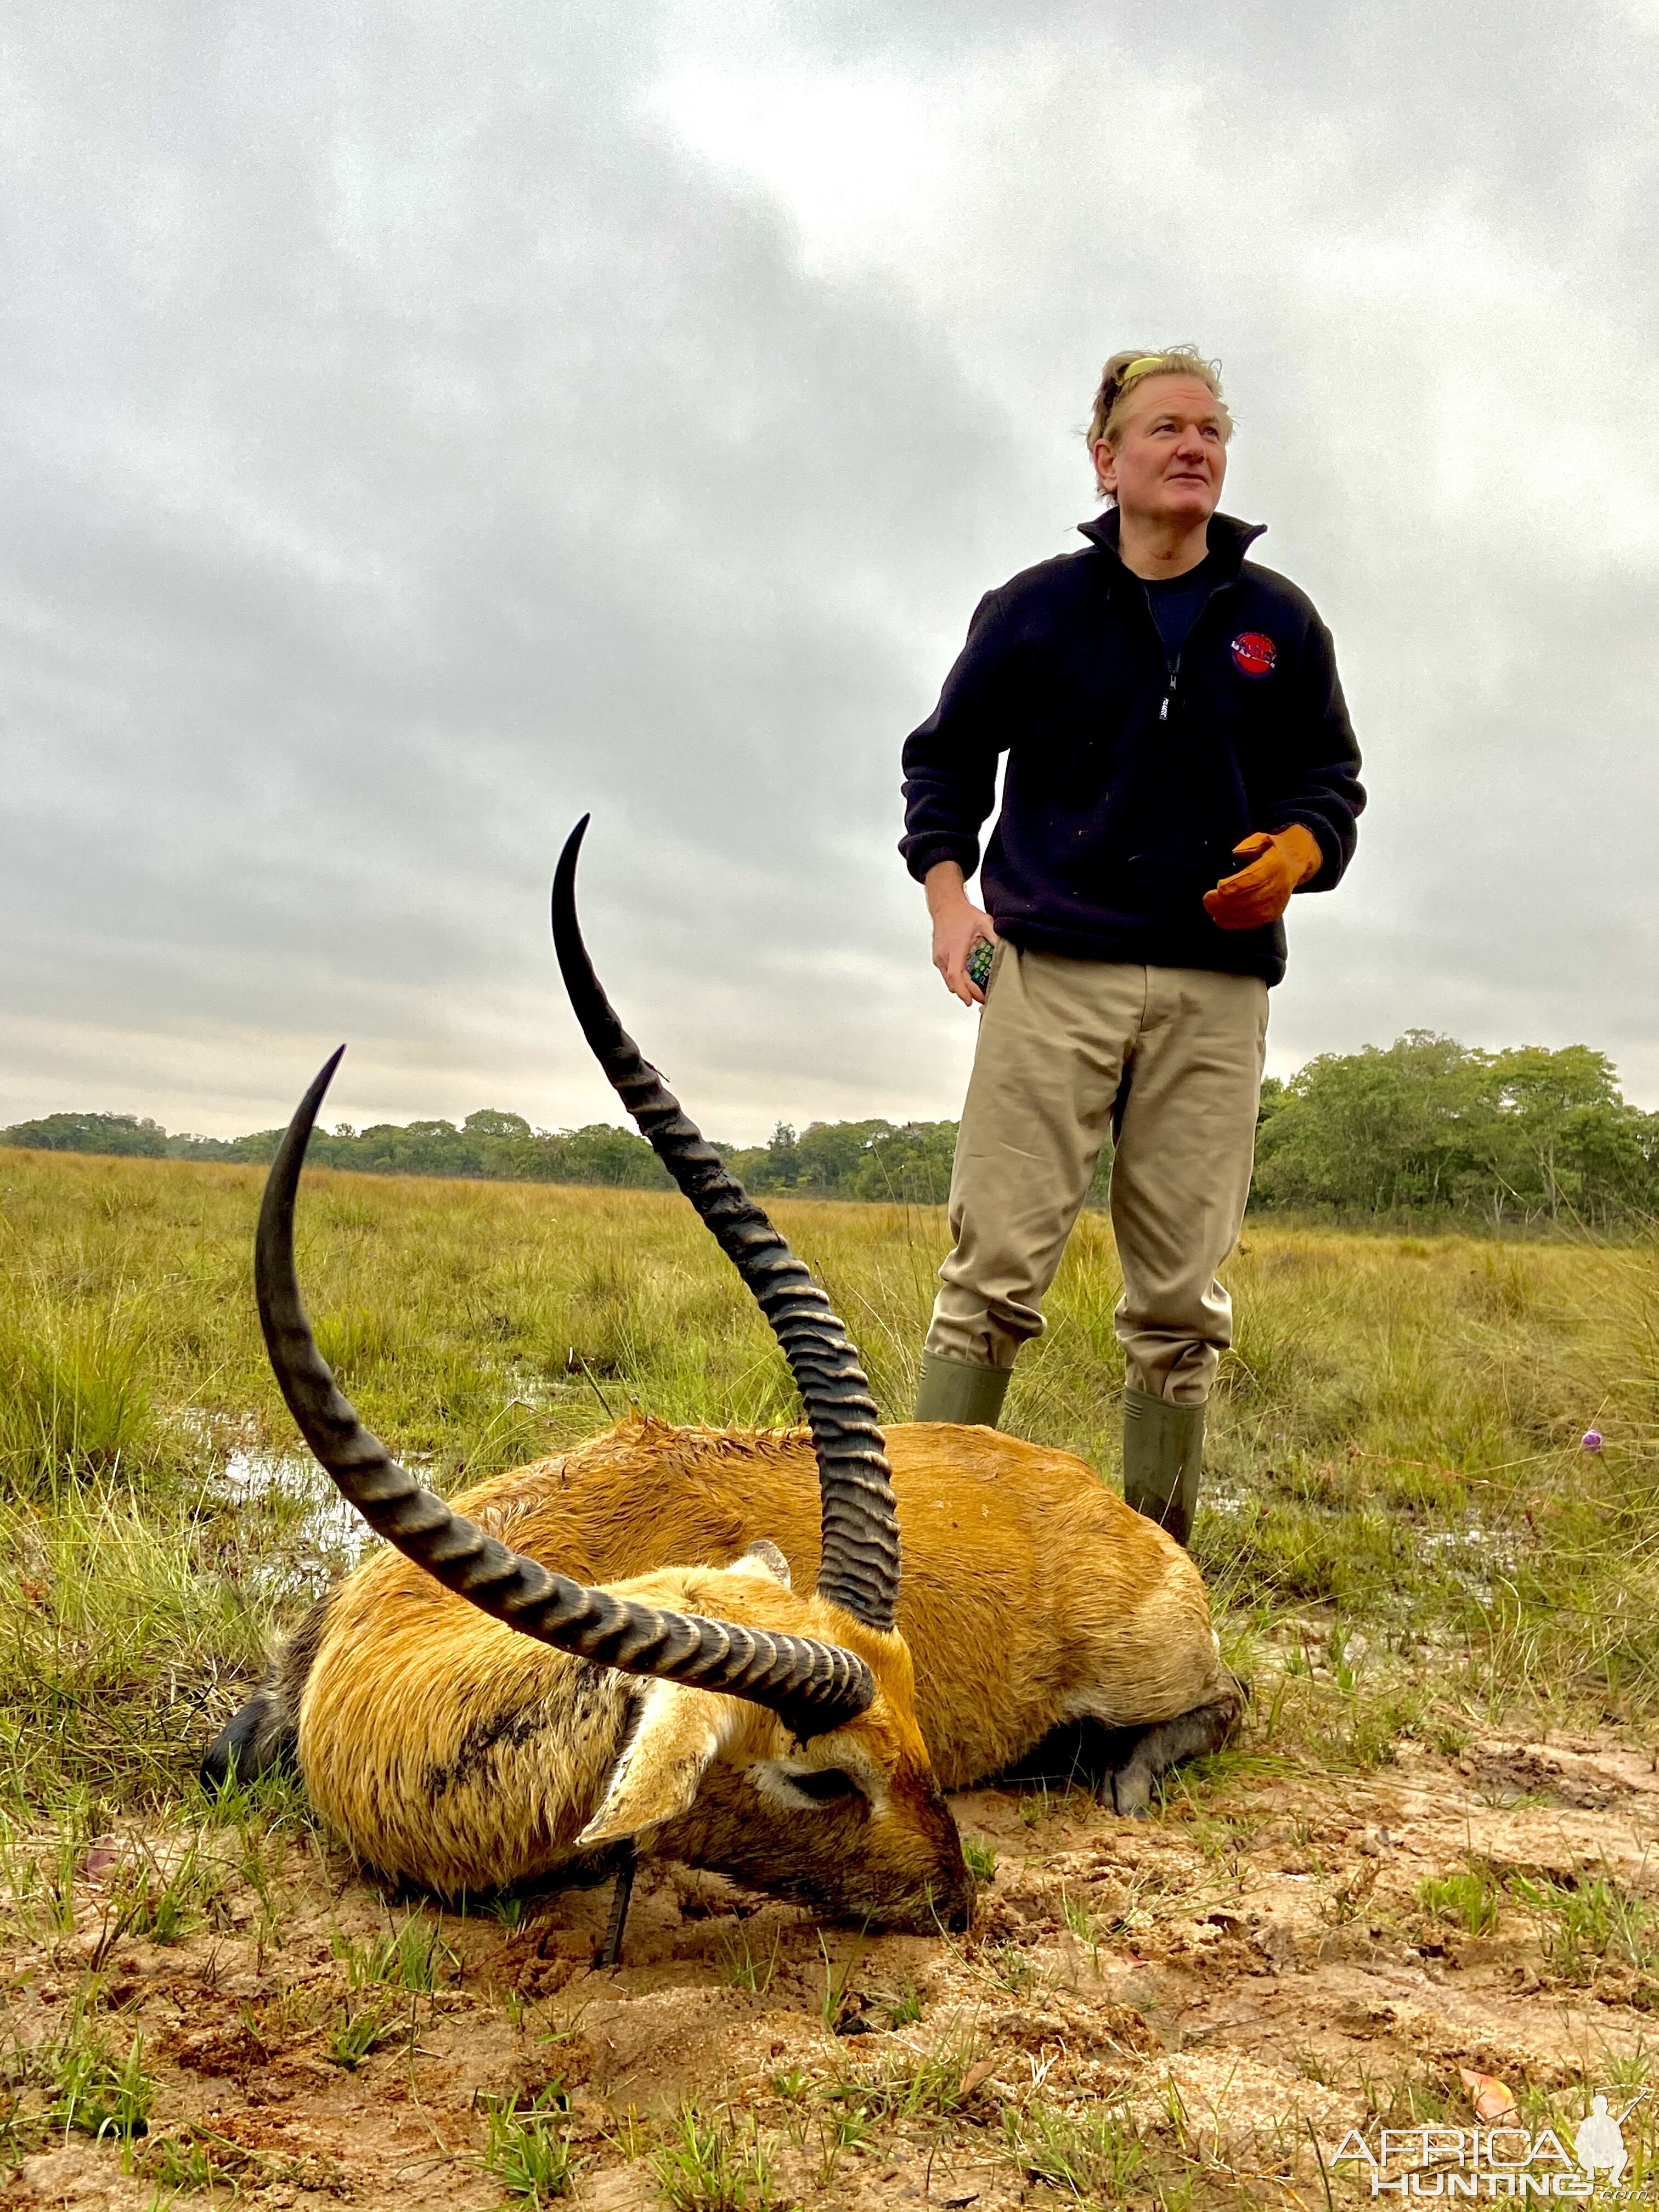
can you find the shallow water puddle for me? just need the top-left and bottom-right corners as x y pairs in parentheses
(218, 1442), (373, 1579)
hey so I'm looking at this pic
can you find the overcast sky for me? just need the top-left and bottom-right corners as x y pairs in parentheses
(6, 1), (1658, 1144)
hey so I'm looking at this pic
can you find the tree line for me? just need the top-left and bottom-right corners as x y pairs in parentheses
(0, 1103), (963, 1203)
(1252, 1032), (1659, 1228)
(5, 1032), (1657, 1227)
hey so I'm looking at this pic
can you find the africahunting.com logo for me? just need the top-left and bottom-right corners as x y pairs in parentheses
(1331, 2092), (1649, 2198)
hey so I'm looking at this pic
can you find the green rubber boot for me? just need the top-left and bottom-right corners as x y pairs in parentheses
(1121, 1386), (1204, 1547)
(911, 1353), (1012, 1429)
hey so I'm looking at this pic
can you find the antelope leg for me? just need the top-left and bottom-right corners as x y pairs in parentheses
(593, 1844), (638, 1969)
(1108, 1699), (1237, 1818)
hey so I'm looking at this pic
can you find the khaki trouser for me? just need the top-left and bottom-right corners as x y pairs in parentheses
(925, 946), (1268, 1404)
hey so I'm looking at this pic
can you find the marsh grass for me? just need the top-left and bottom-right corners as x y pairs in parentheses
(1416, 1859), (1503, 1936)
(480, 2080), (583, 2203)
(90, 1826), (239, 1954)
(0, 1301), (153, 1497)
(327, 1994), (397, 2069)
(826, 2018), (986, 2125)
(1509, 1870), (1659, 1997)
(718, 1921), (783, 1994)
(1, 1994), (154, 2151)
(651, 2103), (778, 2211)
(335, 1911), (458, 1994)
(818, 1929), (868, 2027)
(3, 1152), (1659, 2208)
(1002, 2092), (1159, 2204)
(1, 1147), (1658, 1829)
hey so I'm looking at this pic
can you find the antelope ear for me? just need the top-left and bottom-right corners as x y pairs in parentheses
(732, 1539), (791, 1589)
(576, 1681), (738, 1850)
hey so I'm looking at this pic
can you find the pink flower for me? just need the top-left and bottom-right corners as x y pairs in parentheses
(1582, 1430), (1604, 1453)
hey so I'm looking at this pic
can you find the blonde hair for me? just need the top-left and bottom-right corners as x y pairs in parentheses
(1086, 347), (1231, 496)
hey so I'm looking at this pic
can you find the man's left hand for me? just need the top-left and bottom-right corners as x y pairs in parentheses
(1203, 824), (1323, 930)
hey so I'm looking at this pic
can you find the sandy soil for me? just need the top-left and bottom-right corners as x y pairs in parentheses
(5, 1726), (1658, 2210)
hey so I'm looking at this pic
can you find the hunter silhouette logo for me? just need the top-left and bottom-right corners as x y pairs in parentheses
(1575, 2095), (1640, 2189)
(1231, 630), (1277, 677)
(1330, 2088), (1649, 2197)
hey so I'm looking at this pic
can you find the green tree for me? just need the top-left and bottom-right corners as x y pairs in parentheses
(793, 1119), (896, 1194)
(1251, 1034), (1657, 1225)
(1487, 1046), (1622, 1218)
(2, 1111), (167, 1158)
(1252, 1033), (1495, 1212)
(464, 1109), (533, 1139)
(554, 1124), (670, 1188)
(852, 1122), (959, 1205)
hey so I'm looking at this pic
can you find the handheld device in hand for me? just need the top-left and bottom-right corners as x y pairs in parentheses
(966, 938), (995, 993)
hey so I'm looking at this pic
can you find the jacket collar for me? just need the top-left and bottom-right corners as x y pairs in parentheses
(1077, 507), (1266, 577)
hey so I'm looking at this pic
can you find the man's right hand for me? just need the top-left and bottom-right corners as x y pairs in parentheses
(924, 861), (999, 1006)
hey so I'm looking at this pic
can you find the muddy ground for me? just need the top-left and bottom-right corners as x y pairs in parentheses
(5, 1705), (1658, 2212)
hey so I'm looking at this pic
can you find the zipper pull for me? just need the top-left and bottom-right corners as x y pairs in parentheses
(1160, 657), (1180, 723)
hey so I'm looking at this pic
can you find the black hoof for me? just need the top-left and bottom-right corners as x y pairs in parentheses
(201, 1699), (262, 1789)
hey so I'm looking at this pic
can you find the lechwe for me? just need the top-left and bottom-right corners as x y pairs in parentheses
(205, 821), (1240, 1956)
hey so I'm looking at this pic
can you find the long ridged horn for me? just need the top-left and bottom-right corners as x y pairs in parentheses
(551, 816), (901, 1633)
(255, 1052), (874, 1741)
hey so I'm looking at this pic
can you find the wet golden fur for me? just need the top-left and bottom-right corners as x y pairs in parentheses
(296, 1418), (1234, 1899)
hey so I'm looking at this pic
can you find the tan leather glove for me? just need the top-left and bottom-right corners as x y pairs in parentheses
(1203, 823), (1323, 930)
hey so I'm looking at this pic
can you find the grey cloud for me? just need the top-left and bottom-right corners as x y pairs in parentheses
(668, 1), (1659, 1083)
(5, 0), (1022, 1136)
(5, 0), (1657, 1145)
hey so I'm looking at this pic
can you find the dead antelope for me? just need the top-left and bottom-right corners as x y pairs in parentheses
(205, 820), (1239, 1953)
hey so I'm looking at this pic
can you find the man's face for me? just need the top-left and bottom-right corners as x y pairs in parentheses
(1094, 374), (1228, 527)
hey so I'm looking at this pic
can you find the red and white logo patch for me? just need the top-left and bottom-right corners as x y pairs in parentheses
(1231, 630), (1277, 678)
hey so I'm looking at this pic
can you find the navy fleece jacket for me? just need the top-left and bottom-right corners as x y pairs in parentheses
(899, 511), (1365, 986)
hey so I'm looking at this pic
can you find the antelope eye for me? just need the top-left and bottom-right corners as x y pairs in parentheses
(790, 1767), (861, 1803)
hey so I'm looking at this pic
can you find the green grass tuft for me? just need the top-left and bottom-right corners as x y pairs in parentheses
(481, 2082), (583, 2203)
(1417, 1860), (1502, 1936)
(650, 2103), (778, 2212)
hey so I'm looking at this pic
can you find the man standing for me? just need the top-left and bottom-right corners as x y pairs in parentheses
(900, 346), (1364, 1545)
